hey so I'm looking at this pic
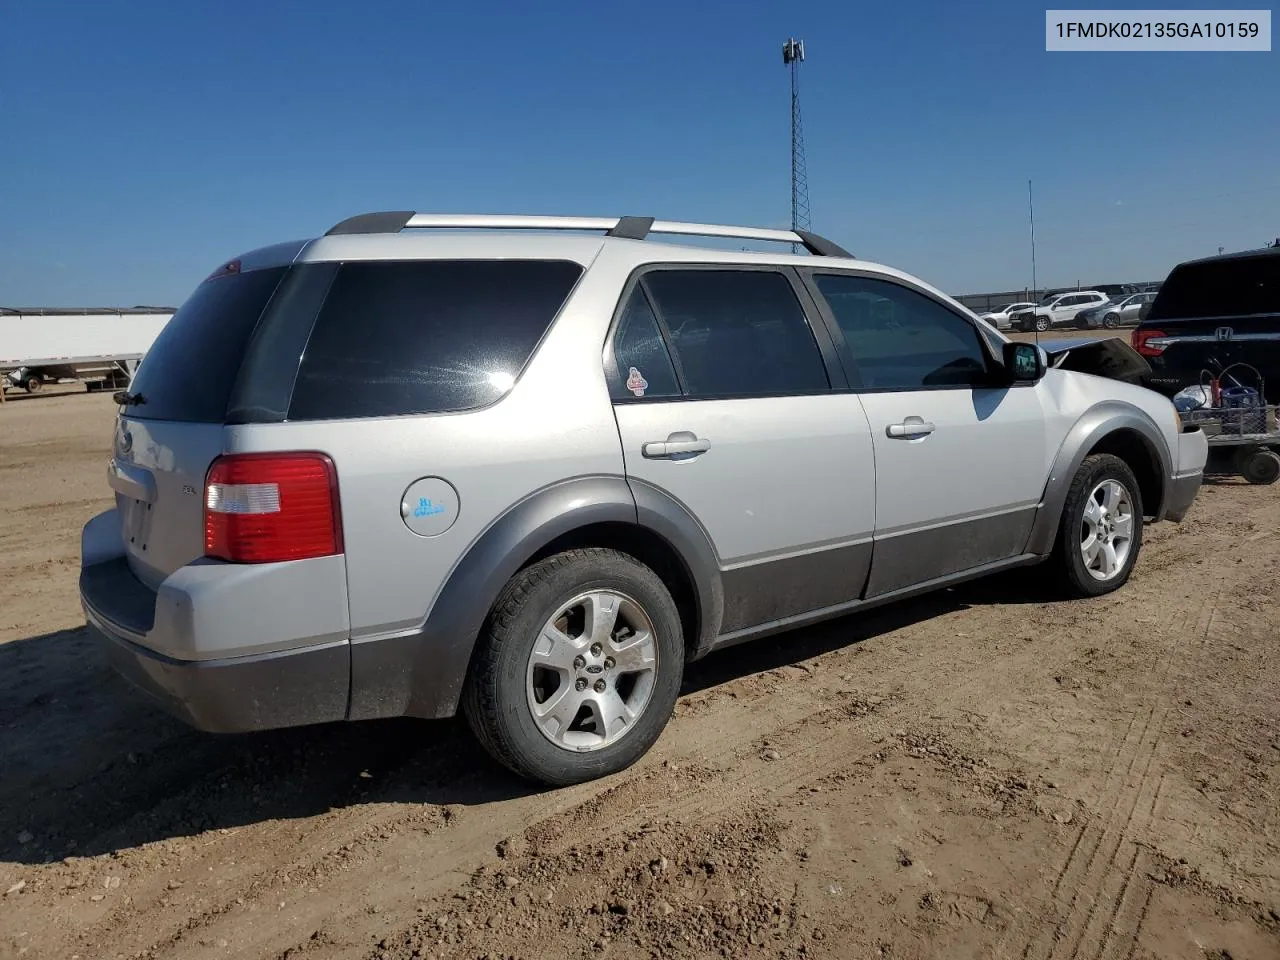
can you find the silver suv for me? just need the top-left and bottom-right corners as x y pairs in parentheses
(81, 213), (1208, 786)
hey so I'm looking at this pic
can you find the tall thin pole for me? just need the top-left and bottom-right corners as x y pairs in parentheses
(783, 38), (810, 253)
(1028, 179), (1038, 345)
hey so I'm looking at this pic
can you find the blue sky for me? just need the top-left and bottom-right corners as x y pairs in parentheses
(1, 0), (1275, 306)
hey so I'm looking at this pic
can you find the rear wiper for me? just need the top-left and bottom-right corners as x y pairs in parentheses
(112, 390), (146, 407)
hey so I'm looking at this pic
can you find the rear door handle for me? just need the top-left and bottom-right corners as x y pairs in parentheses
(642, 431), (711, 459)
(886, 416), (935, 439)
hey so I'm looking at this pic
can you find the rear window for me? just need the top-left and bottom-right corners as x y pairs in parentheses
(1148, 255), (1279, 321)
(287, 260), (583, 420)
(126, 267), (288, 422)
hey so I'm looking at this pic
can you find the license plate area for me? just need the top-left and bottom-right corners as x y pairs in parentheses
(124, 497), (155, 554)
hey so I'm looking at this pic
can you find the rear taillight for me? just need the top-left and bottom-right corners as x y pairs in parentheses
(204, 453), (342, 563)
(1132, 328), (1167, 357)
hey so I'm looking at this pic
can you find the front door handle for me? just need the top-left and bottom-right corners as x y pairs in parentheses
(642, 431), (711, 459)
(886, 416), (935, 439)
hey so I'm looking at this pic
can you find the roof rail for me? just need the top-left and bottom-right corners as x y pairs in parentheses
(323, 212), (854, 258)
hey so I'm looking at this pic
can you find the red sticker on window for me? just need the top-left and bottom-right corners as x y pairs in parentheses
(626, 367), (649, 397)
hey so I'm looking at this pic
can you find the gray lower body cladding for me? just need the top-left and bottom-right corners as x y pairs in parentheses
(92, 621), (349, 733)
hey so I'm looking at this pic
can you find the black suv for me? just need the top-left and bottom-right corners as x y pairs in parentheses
(1132, 247), (1280, 403)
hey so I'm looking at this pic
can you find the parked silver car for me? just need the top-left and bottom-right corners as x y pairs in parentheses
(81, 213), (1208, 786)
(1078, 292), (1158, 329)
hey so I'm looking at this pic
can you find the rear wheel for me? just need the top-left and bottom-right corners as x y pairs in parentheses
(1051, 454), (1143, 598)
(1241, 448), (1280, 485)
(463, 548), (684, 786)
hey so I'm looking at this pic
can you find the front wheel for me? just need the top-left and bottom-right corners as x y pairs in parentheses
(24, 374), (42, 393)
(1050, 454), (1144, 598)
(1103, 313), (1120, 329)
(463, 548), (685, 786)
(1034, 316), (1050, 332)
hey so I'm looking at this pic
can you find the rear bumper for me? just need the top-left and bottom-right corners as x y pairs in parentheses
(80, 508), (352, 733)
(87, 602), (349, 733)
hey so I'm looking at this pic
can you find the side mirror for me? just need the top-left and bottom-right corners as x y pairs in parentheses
(1003, 341), (1046, 382)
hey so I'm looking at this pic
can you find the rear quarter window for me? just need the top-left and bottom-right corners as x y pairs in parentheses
(287, 259), (584, 420)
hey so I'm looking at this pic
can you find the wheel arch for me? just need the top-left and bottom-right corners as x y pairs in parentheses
(1025, 404), (1172, 556)
(346, 476), (723, 722)
(1084, 429), (1164, 516)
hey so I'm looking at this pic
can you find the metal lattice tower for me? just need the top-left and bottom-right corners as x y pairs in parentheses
(783, 38), (811, 240)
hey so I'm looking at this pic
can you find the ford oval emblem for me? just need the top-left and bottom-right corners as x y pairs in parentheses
(585, 664), (604, 675)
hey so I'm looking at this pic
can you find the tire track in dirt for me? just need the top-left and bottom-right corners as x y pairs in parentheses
(521, 689), (892, 857)
(1019, 701), (1163, 960)
(1018, 580), (1225, 960)
(355, 695), (1018, 960)
(73, 771), (457, 956)
(1086, 581), (1225, 960)
(118, 680), (864, 958)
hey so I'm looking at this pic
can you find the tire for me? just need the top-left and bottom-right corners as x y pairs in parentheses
(462, 547), (685, 786)
(24, 375), (42, 393)
(1241, 449), (1280, 485)
(1050, 453), (1144, 598)
(1103, 313), (1120, 329)
(1034, 316), (1050, 332)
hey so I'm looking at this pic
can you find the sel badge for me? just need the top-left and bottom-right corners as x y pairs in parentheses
(626, 367), (649, 397)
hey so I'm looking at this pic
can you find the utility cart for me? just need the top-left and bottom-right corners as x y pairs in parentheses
(1176, 364), (1280, 485)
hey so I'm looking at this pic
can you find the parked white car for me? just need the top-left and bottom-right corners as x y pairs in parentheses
(1013, 292), (1110, 332)
(978, 302), (1036, 331)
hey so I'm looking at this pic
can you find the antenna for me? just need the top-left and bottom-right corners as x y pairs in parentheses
(1028, 178), (1038, 346)
(783, 38), (811, 253)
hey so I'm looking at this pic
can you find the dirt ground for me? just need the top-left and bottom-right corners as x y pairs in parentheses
(1, 387), (1277, 960)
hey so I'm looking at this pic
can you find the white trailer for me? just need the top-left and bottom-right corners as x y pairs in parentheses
(0, 308), (173, 394)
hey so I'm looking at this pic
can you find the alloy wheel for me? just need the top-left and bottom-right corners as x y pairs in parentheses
(1079, 479), (1135, 581)
(525, 590), (659, 752)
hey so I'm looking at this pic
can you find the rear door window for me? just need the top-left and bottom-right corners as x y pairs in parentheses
(125, 266), (288, 422)
(638, 269), (830, 399)
(288, 259), (583, 420)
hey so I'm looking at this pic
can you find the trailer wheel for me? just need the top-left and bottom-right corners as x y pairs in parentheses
(1241, 449), (1280, 485)
(24, 375), (42, 393)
